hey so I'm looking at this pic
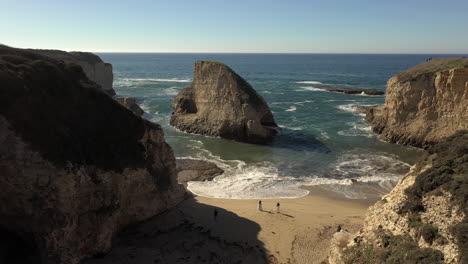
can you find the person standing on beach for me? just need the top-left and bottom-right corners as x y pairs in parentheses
(257, 200), (263, 211)
(276, 202), (280, 213)
(214, 208), (218, 221)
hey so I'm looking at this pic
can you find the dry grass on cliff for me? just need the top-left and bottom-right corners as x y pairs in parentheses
(395, 57), (468, 82)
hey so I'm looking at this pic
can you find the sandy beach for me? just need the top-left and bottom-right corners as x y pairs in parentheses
(85, 190), (373, 264)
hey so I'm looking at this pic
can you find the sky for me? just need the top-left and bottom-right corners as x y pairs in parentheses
(1, 0), (467, 53)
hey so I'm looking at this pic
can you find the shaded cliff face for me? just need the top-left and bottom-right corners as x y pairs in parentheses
(334, 131), (468, 264)
(0, 46), (185, 263)
(5, 45), (116, 96)
(364, 58), (468, 148)
(170, 61), (277, 144)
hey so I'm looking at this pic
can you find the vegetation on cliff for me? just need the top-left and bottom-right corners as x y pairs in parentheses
(402, 130), (468, 263)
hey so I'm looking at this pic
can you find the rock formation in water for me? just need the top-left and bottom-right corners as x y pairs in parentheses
(115, 96), (145, 116)
(316, 87), (384, 95)
(363, 58), (468, 148)
(170, 61), (278, 144)
(176, 159), (224, 186)
(31, 48), (116, 95)
(0, 45), (185, 264)
(330, 131), (468, 264)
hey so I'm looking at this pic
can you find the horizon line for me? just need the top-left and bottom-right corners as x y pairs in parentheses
(92, 51), (468, 55)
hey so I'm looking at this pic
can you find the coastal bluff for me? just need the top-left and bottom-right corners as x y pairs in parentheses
(0, 45), (185, 264)
(170, 61), (278, 144)
(31, 48), (116, 95)
(331, 131), (468, 264)
(363, 57), (468, 148)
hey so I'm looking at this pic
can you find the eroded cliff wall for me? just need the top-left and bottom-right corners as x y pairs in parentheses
(364, 58), (468, 148)
(0, 45), (184, 264)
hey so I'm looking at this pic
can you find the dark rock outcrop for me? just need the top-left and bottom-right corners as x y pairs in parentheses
(170, 61), (278, 144)
(176, 159), (224, 185)
(316, 87), (384, 95)
(115, 96), (145, 116)
(363, 58), (468, 148)
(0, 45), (185, 264)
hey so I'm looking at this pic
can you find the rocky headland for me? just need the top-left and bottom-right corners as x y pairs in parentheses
(331, 131), (468, 264)
(0, 45), (185, 264)
(362, 57), (468, 148)
(30, 48), (116, 95)
(170, 61), (278, 144)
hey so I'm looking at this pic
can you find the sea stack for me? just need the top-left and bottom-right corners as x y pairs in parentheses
(170, 61), (277, 144)
(0, 45), (185, 264)
(363, 57), (468, 148)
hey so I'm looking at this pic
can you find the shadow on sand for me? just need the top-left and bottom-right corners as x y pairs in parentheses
(83, 198), (272, 264)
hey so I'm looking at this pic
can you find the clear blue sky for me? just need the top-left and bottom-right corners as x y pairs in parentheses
(1, 0), (467, 53)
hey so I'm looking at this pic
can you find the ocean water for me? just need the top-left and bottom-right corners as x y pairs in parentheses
(98, 53), (455, 199)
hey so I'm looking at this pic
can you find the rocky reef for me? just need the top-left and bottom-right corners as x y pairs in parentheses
(363, 58), (468, 148)
(0, 45), (185, 264)
(170, 61), (278, 144)
(330, 131), (468, 264)
(315, 86), (384, 95)
(30, 48), (116, 95)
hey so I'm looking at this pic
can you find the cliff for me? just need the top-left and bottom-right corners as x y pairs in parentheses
(364, 57), (468, 148)
(30, 48), (116, 95)
(0, 46), (185, 263)
(170, 61), (277, 144)
(331, 131), (468, 264)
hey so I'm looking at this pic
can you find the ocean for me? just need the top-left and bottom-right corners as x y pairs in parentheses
(98, 53), (455, 199)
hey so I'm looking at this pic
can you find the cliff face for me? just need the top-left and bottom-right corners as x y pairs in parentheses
(22, 47), (115, 95)
(0, 46), (185, 263)
(115, 96), (145, 116)
(170, 61), (277, 144)
(364, 58), (468, 148)
(333, 131), (468, 264)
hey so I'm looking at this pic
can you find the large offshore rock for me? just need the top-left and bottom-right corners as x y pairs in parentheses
(170, 61), (277, 144)
(363, 58), (468, 148)
(0, 45), (185, 264)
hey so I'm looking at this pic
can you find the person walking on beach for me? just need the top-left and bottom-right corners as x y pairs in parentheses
(257, 200), (263, 211)
(276, 202), (280, 213)
(214, 208), (218, 221)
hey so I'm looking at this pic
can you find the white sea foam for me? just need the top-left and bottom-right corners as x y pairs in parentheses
(296, 81), (323, 84)
(295, 86), (326, 92)
(337, 121), (373, 138)
(180, 136), (410, 200)
(285, 106), (297, 112)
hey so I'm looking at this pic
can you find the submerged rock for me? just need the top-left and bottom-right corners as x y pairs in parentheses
(362, 57), (468, 148)
(0, 45), (185, 264)
(170, 61), (278, 144)
(176, 159), (224, 185)
(115, 96), (145, 116)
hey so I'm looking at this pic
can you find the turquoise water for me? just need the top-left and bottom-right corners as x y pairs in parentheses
(99, 53), (453, 199)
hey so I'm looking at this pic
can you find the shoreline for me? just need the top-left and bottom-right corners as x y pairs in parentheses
(86, 191), (373, 264)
